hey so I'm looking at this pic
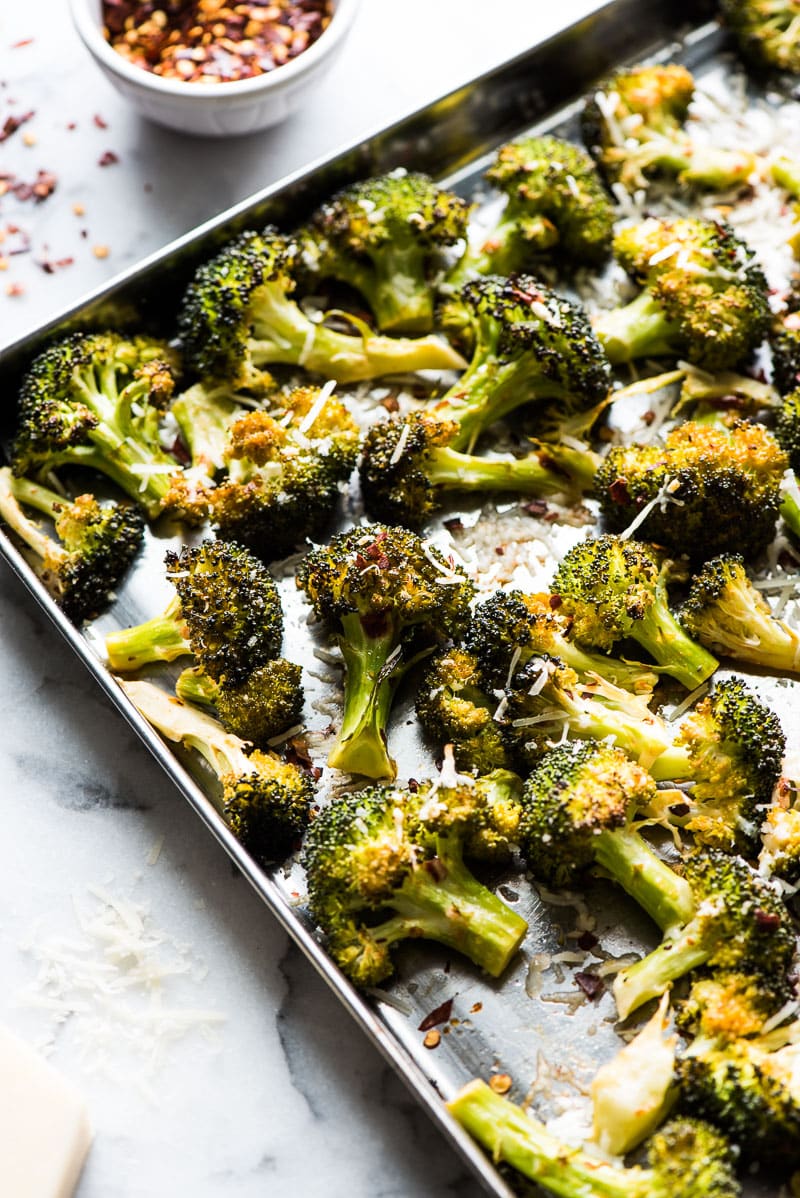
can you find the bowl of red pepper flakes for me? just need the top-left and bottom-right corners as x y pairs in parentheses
(69, 0), (360, 136)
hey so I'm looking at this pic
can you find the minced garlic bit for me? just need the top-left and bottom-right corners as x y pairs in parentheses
(423, 1029), (441, 1049)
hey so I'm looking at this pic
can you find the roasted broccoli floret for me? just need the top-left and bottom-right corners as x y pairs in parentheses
(596, 418), (787, 562)
(465, 589), (660, 696)
(613, 849), (794, 1019)
(676, 969), (794, 1042)
(648, 677), (786, 854)
(414, 646), (516, 774)
(122, 679), (313, 863)
(413, 760), (525, 863)
(681, 554), (800, 673)
(519, 741), (695, 931)
(552, 534), (718, 689)
(771, 308), (800, 395)
(175, 659), (303, 746)
(760, 802), (800, 882)
(0, 467), (144, 622)
(581, 62), (757, 192)
(297, 524), (474, 779)
(11, 331), (206, 522)
(298, 170), (471, 334)
(302, 781), (528, 987)
(358, 411), (599, 527)
(449, 1081), (742, 1198)
(721, 0), (800, 73)
(209, 384), (361, 560)
(431, 273), (612, 452)
(105, 539), (283, 678)
(593, 218), (771, 371)
(177, 228), (465, 387)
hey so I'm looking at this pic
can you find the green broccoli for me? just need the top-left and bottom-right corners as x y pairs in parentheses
(449, 1080), (741, 1198)
(11, 331), (206, 522)
(121, 679), (313, 863)
(302, 779), (528, 987)
(721, 0), (800, 73)
(770, 307), (800, 395)
(760, 802), (800, 883)
(169, 380), (252, 479)
(519, 741), (696, 931)
(174, 659), (303, 746)
(776, 387), (800, 468)
(581, 62), (757, 192)
(414, 646), (517, 774)
(593, 218), (771, 371)
(296, 523), (475, 779)
(298, 170), (471, 333)
(0, 467), (144, 623)
(551, 534), (719, 689)
(176, 228), (466, 388)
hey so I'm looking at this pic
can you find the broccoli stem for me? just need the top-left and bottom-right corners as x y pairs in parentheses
(780, 485), (800, 541)
(372, 837), (527, 977)
(425, 444), (597, 498)
(678, 146), (755, 190)
(593, 828), (696, 931)
(556, 694), (670, 768)
(594, 290), (681, 365)
(0, 473), (68, 563)
(436, 358), (572, 453)
(328, 615), (401, 779)
(171, 383), (241, 476)
(648, 745), (695, 781)
(175, 665), (218, 709)
(366, 251), (434, 333)
(632, 584), (718, 689)
(771, 156), (800, 199)
(556, 642), (657, 695)
(248, 285), (465, 383)
(105, 595), (190, 671)
(448, 1080), (649, 1198)
(613, 919), (716, 1020)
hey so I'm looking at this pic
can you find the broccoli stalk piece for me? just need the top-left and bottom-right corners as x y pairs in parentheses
(210, 385), (361, 560)
(648, 678), (786, 854)
(681, 554), (800, 673)
(448, 1081), (741, 1198)
(519, 741), (696, 931)
(359, 412), (600, 527)
(431, 274), (612, 452)
(177, 228), (466, 388)
(169, 381), (249, 478)
(297, 524), (475, 779)
(302, 781), (527, 987)
(121, 679), (313, 863)
(721, 0), (800, 73)
(581, 62), (757, 193)
(593, 218), (771, 371)
(552, 535), (718, 690)
(613, 849), (795, 1020)
(299, 170), (471, 333)
(0, 467), (144, 623)
(415, 646), (517, 774)
(105, 539), (283, 678)
(175, 659), (303, 747)
(11, 332), (206, 522)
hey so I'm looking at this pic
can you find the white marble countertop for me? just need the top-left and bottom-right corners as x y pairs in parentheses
(0, 3), (600, 1195)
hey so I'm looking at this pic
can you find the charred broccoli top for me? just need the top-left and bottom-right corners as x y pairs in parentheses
(721, 0), (800, 73)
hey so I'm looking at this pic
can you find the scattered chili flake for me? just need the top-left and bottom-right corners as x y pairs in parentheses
(494, 546), (505, 556)
(575, 971), (605, 1000)
(72, 202), (85, 217)
(521, 498), (550, 518)
(98, 150), (119, 167)
(442, 516), (463, 532)
(0, 257), (6, 270)
(379, 394), (400, 413)
(577, 930), (598, 951)
(489, 1073), (512, 1095)
(37, 256), (74, 274)
(11, 38), (34, 49)
(418, 998), (453, 1032)
(5, 281), (24, 296)
(422, 1029), (441, 1049)
(93, 113), (108, 129)
(407, 778), (419, 793)
(0, 110), (34, 142)
(470, 1002), (482, 1014)
(67, 122), (77, 131)
(93, 244), (110, 259)
(754, 908), (782, 930)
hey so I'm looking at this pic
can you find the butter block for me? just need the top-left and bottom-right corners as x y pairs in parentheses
(0, 1026), (92, 1198)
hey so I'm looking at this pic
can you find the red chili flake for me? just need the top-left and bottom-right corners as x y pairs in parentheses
(37, 256), (74, 274)
(575, 971), (604, 1000)
(754, 908), (782, 930)
(379, 394), (400, 414)
(423, 858), (448, 883)
(0, 110), (34, 143)
(407, 778), (419, 792)
(668, 801), (691, 818)
(11, 38), (34, 48)
(418, 998), (453, 1031)
(470, 1002), (482, 1014)
(93, 114), (108, 129)
(641, 409), (656, 426)
(608, 477), (630, 506)
(443, 517), (463, 532)
(521, 499), (550, 518)
(67, 122), (77, 131)
(98, 150), (119, 167)
(549, 594), (562, 609)
(577, 930), (598, 951)
(5, 281), (24, 296)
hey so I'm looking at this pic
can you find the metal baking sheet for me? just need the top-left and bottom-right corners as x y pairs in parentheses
(0, 2), (796, 1194)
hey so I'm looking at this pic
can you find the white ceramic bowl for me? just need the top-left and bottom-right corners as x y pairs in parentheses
(69, 0), (359, 138)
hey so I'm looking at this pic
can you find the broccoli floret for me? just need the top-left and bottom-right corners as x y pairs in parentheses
(209, 384), (361, 560)
(121, 680), (313, 863)
(11, 331), (206, 522)
(770, 308), (800, 395)
(721, 0), (800, 73)
(760, 802), (800, 883)
(412, 759), (524, 863)
(552, 534), (718, 689)
(682, 554), (800, 673)
(0, 468), (144, 623)
(296, 523), (475, 779)
(358, 411), (599, 527)
(593, 218), (771, 371)
(581, 62), (757, 193)
(176, 228), (466, 387)
(431, 273), (612, 452)
(105, 538), (283, 678)
(414, 646), (517, 774)
(298, 170), (471, 334)
(175, 659), (303, 746)
(676, 969), (795, 1042)
(596, 418), (787, 562)
(465, 589), (660, 696)
(302, 782), (528, 987)
(613, 849), (795, 1020)
(649, 677), (786, 855)
(449, 1080), (741, 1198)
(519, 741), (695, 931)
(169, 380), (253, 479)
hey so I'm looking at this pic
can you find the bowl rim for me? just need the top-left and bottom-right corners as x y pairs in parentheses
(68, 0), (359, 100)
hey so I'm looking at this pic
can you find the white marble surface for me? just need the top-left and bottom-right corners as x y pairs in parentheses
(0, 2), (600, 1195)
